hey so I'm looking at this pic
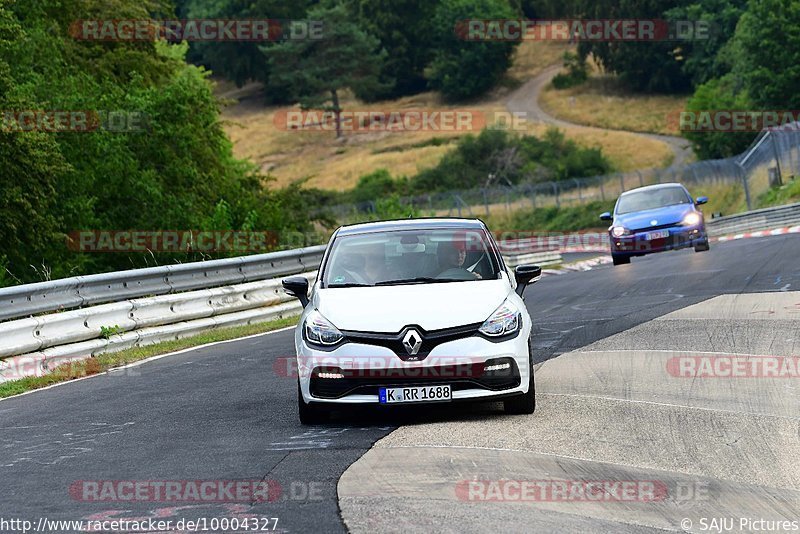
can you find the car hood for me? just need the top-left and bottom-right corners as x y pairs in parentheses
(313, 279), (510, 332)
(615, 204), (694, 230)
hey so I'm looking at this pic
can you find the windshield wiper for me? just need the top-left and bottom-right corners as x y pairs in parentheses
(375, 277), (463, 286)
(327, 282), (373, 288)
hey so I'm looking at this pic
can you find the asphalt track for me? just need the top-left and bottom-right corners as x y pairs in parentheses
(1, 234), (799, 533)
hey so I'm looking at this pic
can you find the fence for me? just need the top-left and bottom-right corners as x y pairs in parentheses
(322, 124), (800, 221)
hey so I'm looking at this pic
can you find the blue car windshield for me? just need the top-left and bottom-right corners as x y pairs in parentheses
(616, 187), (692, 214)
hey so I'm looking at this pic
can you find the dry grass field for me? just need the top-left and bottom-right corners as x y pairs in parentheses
(539, 58), (690, 136)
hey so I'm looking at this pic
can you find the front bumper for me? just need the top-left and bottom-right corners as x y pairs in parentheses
(610, 225), (707, 257)
(297, 333), (531, 405)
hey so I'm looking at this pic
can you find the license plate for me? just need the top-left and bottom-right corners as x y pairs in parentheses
(379, 385), (452, 404)
(645, 230), (670, 240)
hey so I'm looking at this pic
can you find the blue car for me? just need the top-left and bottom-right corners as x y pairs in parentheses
(600, 183), (710, 266)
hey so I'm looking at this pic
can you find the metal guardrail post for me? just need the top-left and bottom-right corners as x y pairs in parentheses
(771, 132), (784, 184)
(736, 162), (752, 211)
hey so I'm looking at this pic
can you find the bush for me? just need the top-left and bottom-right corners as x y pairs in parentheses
(495, 200), (615, 232)
(551, 52), (588, 89)
(351, 169), (402, 204)
(347, 128), (612, 202)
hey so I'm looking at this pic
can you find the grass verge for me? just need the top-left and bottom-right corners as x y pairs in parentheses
(756, 177), (800, 208)
(0, 315), (299, 399)
(486, 200), (614, 233)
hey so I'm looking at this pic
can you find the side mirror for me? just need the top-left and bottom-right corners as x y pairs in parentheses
(599, 212), (613, 221)
(514, 264), (542, 296)
(695, 196), (708, 205)
(282, 276), (309, 308)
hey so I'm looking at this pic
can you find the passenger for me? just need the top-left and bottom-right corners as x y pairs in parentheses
(362, 244), (386, 283)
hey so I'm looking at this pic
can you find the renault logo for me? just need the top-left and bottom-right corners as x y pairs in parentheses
(402, 329), (422, 356)
(651, 219), (658, 226)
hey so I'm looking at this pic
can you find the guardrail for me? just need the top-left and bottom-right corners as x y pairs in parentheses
(0, 245), (560, 383)
(0, 245), (326, 323)
(503, 251), (563, 268)
(1, 203), (797, 384)
(0, 274), (314, 383)
(707, 201), (800, 237)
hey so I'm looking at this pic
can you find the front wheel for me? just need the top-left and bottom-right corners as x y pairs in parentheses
(612, 253), (631, 266)
(298, 383), (329, 425)
(694, 239), (710, 252)
(504, 340), (536, 415)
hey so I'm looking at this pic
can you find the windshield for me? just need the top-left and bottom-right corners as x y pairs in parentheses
(322, 228), (501, 287)
(616, 187), (692, 214)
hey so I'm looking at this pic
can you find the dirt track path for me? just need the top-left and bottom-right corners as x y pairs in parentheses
(506, 64), (694, 168)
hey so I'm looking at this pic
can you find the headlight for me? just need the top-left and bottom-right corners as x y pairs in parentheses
(682, 212), (702, 226)
(479, 299), (522, 337)
(611, 226), (630, 238)
(304, 310), (344, 346)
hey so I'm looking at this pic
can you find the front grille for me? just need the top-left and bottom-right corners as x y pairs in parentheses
(630, 222), (681, 233)
(340, 323), (483, 361)
(309, 360), (521, 399)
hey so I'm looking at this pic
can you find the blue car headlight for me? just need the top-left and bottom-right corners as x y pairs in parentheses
(681, 212), (702, 226)
(611, 226), (631, 238)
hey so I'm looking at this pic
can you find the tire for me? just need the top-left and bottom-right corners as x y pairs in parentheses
(504, 338), (536, 415)
(298, 383), (329, 425)
(612, 254), (631, 266)
(694, 240), (710, 252)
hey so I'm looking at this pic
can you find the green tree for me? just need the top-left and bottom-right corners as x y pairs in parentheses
(731, 0), (800, 109)
(0, 0), (318, 284)
(682, 75), (755, 159)
(664, 0), (747, 87)
(342, 0), (439, 100)
(264, 4), (388, 138)
(0, 1), (70, 279)
(182, 0), (312, 99)
(577, 0), (693, 93)
(427, 0), (518, 102)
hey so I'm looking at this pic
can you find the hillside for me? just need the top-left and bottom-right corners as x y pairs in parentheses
(220, 39), (676, 191)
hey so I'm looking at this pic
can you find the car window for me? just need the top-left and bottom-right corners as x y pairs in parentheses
(616, 187), (692, 214)
(322, 228), (500, 287)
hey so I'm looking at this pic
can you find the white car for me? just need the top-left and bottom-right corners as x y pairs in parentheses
(282, 218), (541, 424)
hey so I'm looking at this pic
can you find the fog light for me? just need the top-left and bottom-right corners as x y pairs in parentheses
(315, 366), (345, 379)
(484, 363), (511, 372)
(318, 372), (344, 379)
